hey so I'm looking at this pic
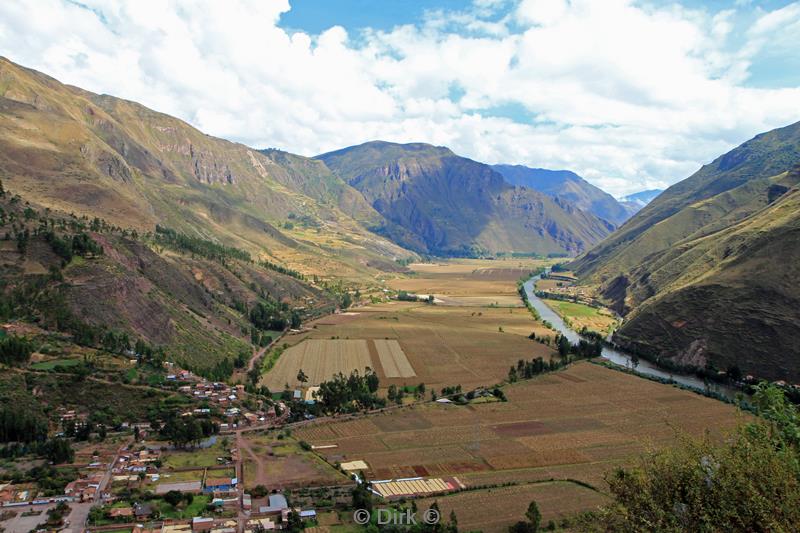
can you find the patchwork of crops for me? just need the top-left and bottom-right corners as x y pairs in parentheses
(296, 362), (744, 523)
(278, 304), (554, 391)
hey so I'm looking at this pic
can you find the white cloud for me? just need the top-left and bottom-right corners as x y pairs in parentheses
(0, 0), (799, 196)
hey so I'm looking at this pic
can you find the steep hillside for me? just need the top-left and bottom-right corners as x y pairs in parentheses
(492, 165), (632, 225)
(613, 168), (800, 381)
(0, 57), (411, 282)
(573, 120), (800, 283)
(0, 188), (333, 376)
(570, 121), (800, 380)
(318, 142), (614, 256)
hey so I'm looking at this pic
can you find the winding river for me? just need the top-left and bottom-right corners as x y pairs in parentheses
(522, 275), (738, 399)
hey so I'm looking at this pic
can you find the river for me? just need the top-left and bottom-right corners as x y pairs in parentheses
(522, 275), (738, 399)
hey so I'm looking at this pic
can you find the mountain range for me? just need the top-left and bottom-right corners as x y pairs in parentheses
(318, 142), (614, 256)
(491, 165), (636, 225)
(4, 55), (798, 382)
(572, 120), (800, 381)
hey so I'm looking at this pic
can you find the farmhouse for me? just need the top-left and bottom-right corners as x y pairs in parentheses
(204, 477), (237, 493)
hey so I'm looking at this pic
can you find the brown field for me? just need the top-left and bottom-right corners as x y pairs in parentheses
(261, 259), (557, 391)
(263, 339), (373, 389)
(374, 339), (416, 378)
(417, 481), (608, 533)
(388, 259), (552, 303)
(239, 433), (349, 490)
(296, 362), (745, 527)
(267, 303), (554, 391)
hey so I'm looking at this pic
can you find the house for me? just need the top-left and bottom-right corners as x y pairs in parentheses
(133, 502), (153, 519)
(204, 477), (237, 493)
(192, 517), (215, 532)
(299, 510), (317, 519)
(304, 387), (320, 403)
(109, 507), (134, 518)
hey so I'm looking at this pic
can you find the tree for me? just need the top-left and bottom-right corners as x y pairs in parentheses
(509, 521), (534, 533)
(557, 335), (571, 358)
(526, 501), (541, 532)
(164, 490), (183, 507)
(352, 481), (372, 513)
(43, 438), (74, 464)
(341, 292), (353, 309)
(285, 510), (303, 532)
(297, 369), (308, 385)
(290, 311), (302, 329)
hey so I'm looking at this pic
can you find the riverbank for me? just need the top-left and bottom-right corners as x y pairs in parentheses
(521, 273), (741, 401)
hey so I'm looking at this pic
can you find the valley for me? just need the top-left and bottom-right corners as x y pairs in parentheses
(0, 49), (799, 533)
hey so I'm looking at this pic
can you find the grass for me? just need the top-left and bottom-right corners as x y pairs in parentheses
(29, 358), (81, 370)
(161, 440), (230, 469)
(542, 298), (618, 335)
(154, 494), (211, 519)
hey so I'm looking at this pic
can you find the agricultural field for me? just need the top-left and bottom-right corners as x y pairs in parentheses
(160, 438), (233, 469)
(263, 339), (374, 390)
(263, 303), (554, 392)
(295, 362), (745, 528)
(416, 481), (608, 532)
(388, 258), (552, 307)
(542, 298), (619, 335)
(260, 259), (557, 392)
(238, 432), (349, 490)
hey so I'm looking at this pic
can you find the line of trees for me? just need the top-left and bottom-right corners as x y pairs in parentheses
(0, 335), (33, 366)
(154, 225), (251, 263)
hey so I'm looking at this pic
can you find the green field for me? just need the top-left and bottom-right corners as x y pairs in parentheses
(154, 494), (211, 519)
(543, 298), (618, 334)
(161, 439), (231, 469)
(30, 359), (81, 370)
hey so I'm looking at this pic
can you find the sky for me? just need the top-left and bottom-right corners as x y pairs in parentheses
(1, 1), (800, 196)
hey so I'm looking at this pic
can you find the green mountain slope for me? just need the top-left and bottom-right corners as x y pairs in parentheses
(0, 56), (410, 282)
(318, 141), (614, 256)
(491, 164), (632, 225)
(570, 121), (800, 380)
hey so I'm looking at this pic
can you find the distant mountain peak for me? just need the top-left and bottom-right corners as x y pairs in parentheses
(491, 164), (631, 226)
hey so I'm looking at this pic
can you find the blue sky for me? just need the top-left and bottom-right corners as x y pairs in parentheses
(1, 0), (799, 196)
(280, 0), (474, 33)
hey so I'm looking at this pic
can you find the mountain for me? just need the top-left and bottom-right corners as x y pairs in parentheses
(492, 165), (632, 225)
(571, 121), (800, 380)
(618, 189), (663, 209)
(317, 142), (614, 256)
(0, 57), (410, 282)
(0, 188), (332, 376)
